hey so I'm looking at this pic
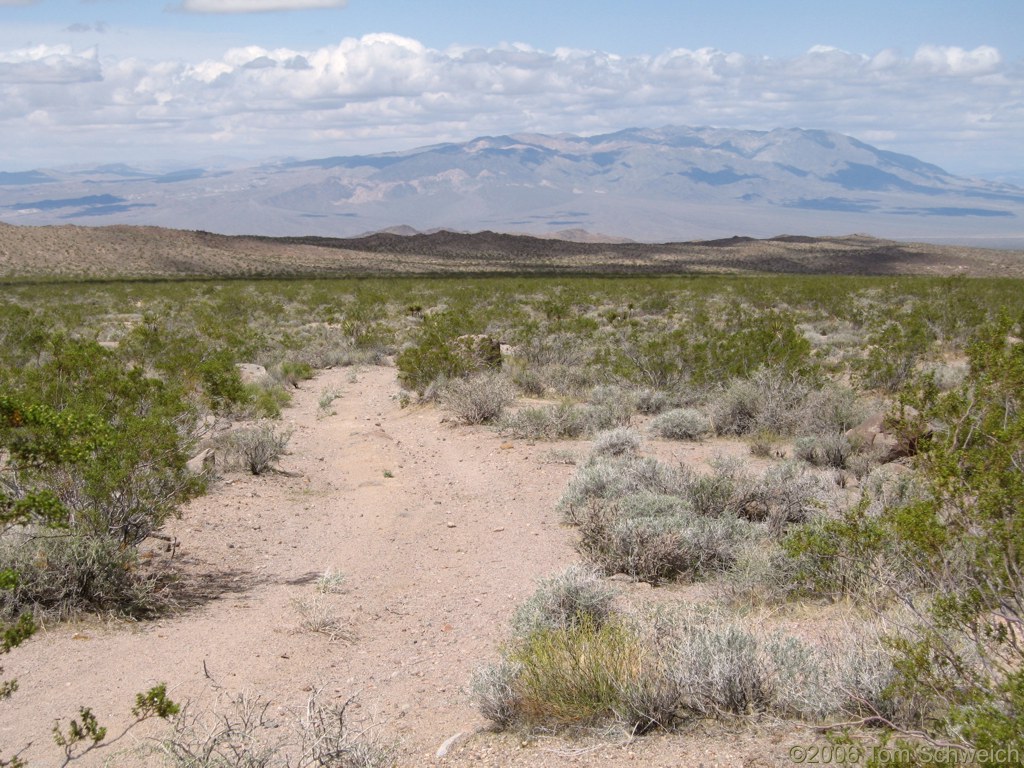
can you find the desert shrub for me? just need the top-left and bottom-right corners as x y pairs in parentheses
(745, 366), (814, 435)
(609, 329), (691, 390)
(749, 461), (831, 531)
(508, 364), (546, 397)
(781, 500), (921, 603)
(0, 531), (156, 619)
(511, 565), (615, 636)
(273, 360), (315, 388)
(227, 422), (293, 475)
(590, 427), (642, 458)
(749, 429), (781, 458)
(243, 379), (292, 419)
(440, 374), (516, 425)
(721, 542), (802, 606)
(498, 400), (629, 440)
(395, 311), (486, 394)
(794, 433), (854, 469)
(634, 388), (674, 415)
(503, 615), (655, 729)
(709, 379), (762, 436)
(498, 402), (587, 440)
(578, 507), (751, 584)
(472, 659), (522, 729)
(673, 619), (774, 715)
(651, 408), (712, 441)
(799, 385), (866, 435)
(679, 462), (741, 518)
(0, 337), (203, 547)
(557, 457), (685, 524)
(855, 313), (934, 393)
(165, 689), (394, 768)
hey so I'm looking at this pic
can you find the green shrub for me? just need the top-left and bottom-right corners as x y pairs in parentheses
(0, 337), (203, 546)
(395, 311), (486, 394)
(274, 360), (315, 387)
(243, 380), (292, 419)
(505, 615), (653, 728)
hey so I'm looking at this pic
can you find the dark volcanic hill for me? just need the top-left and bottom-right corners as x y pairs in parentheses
(1, 126), (1022, 247)
(1, 223), (1021, 280)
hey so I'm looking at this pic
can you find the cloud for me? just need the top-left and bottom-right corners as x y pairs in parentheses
(0, 0), (39, 6)
(0, 36), (1019, 174)
(175, 0), (348, 12)
(0, 45), (102, 84)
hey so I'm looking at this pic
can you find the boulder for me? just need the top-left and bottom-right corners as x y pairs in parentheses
(846, 410), (929, 463)
(186, 448), (216, 475)
(236, 363), (270, 385)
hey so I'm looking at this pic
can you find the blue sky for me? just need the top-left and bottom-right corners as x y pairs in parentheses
(1, 0), (1021, 177)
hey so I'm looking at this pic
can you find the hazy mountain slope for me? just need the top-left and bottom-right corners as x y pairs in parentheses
(1, 126), (1022, 246)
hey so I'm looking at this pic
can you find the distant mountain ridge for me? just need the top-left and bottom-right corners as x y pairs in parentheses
(1, 126), (1022, 246)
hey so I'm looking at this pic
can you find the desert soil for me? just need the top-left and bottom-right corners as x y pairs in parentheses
(1, 364), (820, 767)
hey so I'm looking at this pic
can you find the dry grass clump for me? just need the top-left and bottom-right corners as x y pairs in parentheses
(225, 421), (293, 475)
(590, 427), (642, 458)
(498, 400), (630, 440)
(794, 433), (855, 469)
(578, 506), (751, 584)
(163, 689), (394, 768)
(650, 408), (712, 441)
(0, 531), (157, 620)
(440, 373), (516, 425)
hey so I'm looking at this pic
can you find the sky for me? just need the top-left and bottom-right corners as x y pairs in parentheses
(0, 0), (1022, 178)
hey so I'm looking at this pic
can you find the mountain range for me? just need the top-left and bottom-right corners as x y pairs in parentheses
(2, 126), (1022, 246)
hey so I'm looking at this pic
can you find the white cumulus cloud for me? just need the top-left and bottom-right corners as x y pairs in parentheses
(176, 0), (347, 12)
(0, 35), (1019, 175)
(0, 44), (101, 84)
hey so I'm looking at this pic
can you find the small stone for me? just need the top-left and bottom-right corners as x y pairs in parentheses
(446, 521), (457, 528)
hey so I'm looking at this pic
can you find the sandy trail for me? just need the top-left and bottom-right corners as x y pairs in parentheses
(1, 365), (582, 766)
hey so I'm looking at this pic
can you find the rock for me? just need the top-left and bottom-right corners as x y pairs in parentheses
(98, 340), (120, 350)
(187, 448), (216, 475)
(236, 363), (270, 385)
(436, 732), (466, 758)
(845, 410), (929, 464)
